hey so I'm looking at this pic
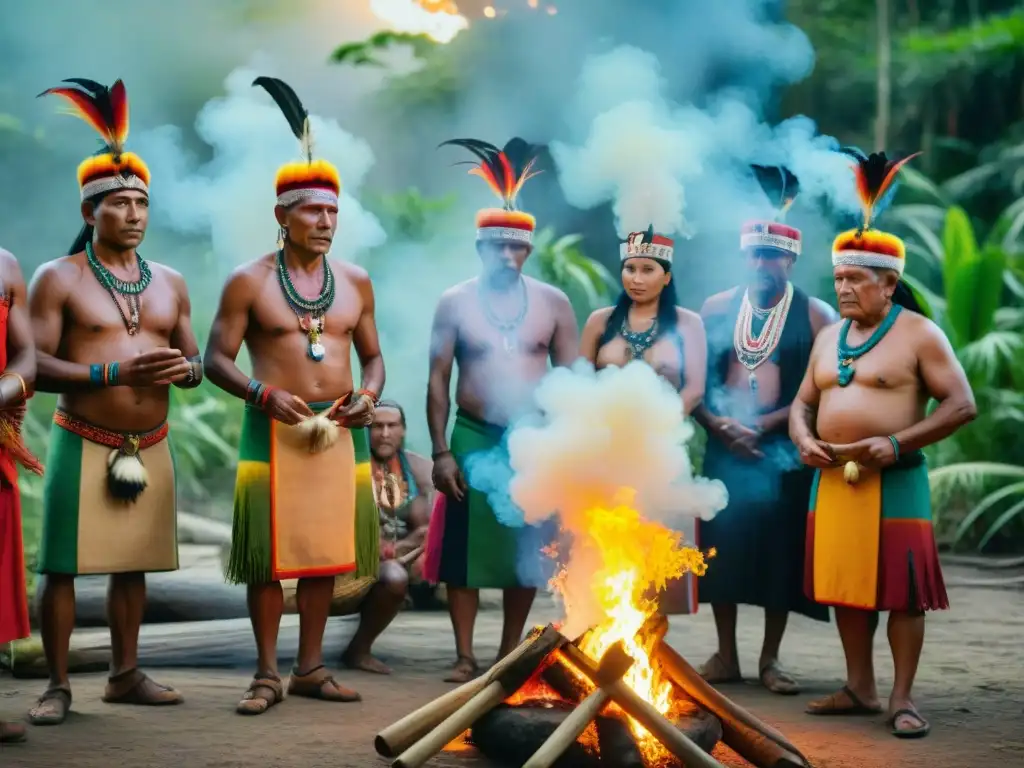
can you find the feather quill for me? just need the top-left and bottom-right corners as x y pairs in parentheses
(253, 76), (313, 162)
(439, 137), (541, 209)
(750, 164), (799, 219)
(839, 147), (921, 230)
(38, 78), (130, 158)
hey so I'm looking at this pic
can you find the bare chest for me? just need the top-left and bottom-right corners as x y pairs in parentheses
(815, 327), (918, 391)
(454, 293), (555, 361)
(251, 278), (362, 340)
(597, 335), (683, 385)
(67, 278), (177, 338)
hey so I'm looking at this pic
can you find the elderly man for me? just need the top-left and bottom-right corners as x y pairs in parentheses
(791, 150), (976, 738)
(369, 400), (437, 607)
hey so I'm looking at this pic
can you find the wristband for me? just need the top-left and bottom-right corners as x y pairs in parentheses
(431, 449), (452, 460)
(356, 388), (379, 405)
(246, 379), (276, 409)
(90, 363), (104, 386)
(887, 435), (900, 462)
(107, 361), (120, 386)
(0, 372), (27, 406)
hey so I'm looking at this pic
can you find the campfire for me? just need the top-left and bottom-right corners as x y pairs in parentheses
(375, 623), (810, 768)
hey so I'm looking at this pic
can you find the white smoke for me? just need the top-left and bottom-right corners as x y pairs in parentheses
(137, 65), (386, 266)
(550, 45), (862, 242)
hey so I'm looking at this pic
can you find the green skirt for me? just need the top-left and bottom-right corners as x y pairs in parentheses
(225, 404), (378, 585)
(437, 409), (529, 588)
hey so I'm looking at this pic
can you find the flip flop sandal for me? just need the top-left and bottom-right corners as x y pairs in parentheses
(237, 673), (285, 715)
(28, 687), (72, 726)
(288, 665), (361, 702)
(805, 685), (883, 716)
(759, 661), (802, 695)
(102, 669), (184, 705)
(889, 708), (931, 738)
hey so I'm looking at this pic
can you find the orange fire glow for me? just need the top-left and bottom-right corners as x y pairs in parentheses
(367, 0), (469, 43)
(551, 499), (711, 763)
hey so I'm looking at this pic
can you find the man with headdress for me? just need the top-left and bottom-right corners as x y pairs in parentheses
(694, 165), (837, 695)
(0, 246), (42, 743)
(26, 79), (200, 725)
(792, 150), (975, 738)
(204, 76), (401, 712)
(369, 399), (436, 605)
(427, 137), (578, 683)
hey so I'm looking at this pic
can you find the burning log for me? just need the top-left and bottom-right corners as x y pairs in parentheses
(375, 624), (552, 758)
(521, 642), (634, 768)
(391, 625), (566, 768)
(654, 642), (811, 768)
(560, 642), (726, 768)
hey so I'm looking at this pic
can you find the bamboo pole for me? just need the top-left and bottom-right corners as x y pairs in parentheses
(560, 643), (725, 768)
(391, 626), (565, 768)
(522, 643), (634, 768)
(374, 624), (548, 757)
(654, 641), (809, 768)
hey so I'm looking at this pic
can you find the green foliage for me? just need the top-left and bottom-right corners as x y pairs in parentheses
(363, 188), (459, 242)
(525, 229), (618, 324)
(330, 31), (439, 68)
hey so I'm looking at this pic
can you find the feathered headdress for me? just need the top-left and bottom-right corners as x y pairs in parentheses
(832, 148), (920, 275)
(740, 164), (802, 258)
(253, 76), (340, 208)
(440, 137), (540, 244)
(38, 78), (150, 201)
(620, 225), (675, 264)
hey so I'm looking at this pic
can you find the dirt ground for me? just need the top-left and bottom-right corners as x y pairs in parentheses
(1, 565), (1022, 768)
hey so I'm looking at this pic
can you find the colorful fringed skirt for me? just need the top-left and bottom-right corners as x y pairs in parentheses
(226, 403), (379, 585)
(804, 451), (948, 612)
(38, 411), (178, 576)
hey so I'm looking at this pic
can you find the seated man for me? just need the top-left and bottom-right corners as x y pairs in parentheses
(370, 400), (438, 608)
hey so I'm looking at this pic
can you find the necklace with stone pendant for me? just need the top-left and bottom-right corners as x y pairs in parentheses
(297, 312), (326, 362)
(621, 316), (658, 360)
(836, 304), (903, 386)
(86, 241), (151, 335)
(480, 277), (528, 354)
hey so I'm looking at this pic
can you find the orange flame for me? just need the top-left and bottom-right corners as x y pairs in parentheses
(368, 0), (469, 43)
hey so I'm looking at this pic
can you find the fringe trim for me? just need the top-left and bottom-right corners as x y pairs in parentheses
(225, 462), (272, 585)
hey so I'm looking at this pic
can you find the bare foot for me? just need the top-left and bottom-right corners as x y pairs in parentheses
(443, 656), (479, 684)
(342, 649), (392, 675)
(698, 652), (741, 684)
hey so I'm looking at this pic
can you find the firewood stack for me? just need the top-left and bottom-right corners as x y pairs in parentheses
(375, 623), (812, 768)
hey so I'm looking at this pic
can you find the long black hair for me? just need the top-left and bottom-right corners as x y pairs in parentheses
(892, 279), (927, 316)
(597, 259), (679, 348)
(68, 190), (110, 256)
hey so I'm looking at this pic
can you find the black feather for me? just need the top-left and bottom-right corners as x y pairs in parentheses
(501, 137), (535, 179)
(439, 137), (506, 188)
(36, 78), (117, 133)
(252, 76), (308, 142)
(750, 164), (800, 212)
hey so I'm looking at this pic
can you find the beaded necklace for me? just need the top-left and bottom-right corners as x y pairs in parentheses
(86, 241), (153, 336)
(837, 303), (903, 386)
(480, 276), (528, 354)
(620, 316), (659, 360)
(275, 249), (335, 362)
(733, 281), (793, 395)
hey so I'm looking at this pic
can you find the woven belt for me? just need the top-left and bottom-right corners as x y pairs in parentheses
(54, 409), (168, 452)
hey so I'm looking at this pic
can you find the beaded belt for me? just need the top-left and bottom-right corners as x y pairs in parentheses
(54, 409), (168, 453)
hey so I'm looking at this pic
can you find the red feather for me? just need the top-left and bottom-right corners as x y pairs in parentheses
(498, 152), (515, 199)
(108, 79), (129, 148)
(39, 86), (111, 143)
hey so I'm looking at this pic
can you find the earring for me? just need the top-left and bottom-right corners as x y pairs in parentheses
(277, 226), (287, 250)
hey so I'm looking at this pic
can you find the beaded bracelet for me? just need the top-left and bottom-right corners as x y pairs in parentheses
(89, 362), (120, 387)
(356, 388), (379, 406)
(887, 434), (901, 462)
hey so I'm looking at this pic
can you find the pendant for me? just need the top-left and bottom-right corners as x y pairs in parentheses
(838, 358), (855, 387)
(308, 327), (325, 362)
(502, 333), (517, 354)
(748, 370), (758, 395)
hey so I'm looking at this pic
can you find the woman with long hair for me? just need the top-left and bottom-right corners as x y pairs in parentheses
(579, 228), (707, 614)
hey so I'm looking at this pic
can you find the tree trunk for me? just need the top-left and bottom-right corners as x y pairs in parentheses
(874, 0), (892, 151)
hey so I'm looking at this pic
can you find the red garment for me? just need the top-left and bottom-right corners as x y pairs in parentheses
(0, 296), (29, 644)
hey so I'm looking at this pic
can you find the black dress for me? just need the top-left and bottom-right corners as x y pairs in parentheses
(697, 287), (829, 621)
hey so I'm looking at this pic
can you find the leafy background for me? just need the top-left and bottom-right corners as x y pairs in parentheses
(4, 0), (1024, 598)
